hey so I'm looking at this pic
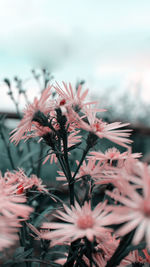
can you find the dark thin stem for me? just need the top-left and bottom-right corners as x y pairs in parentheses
(19, 222), (32, 267)
(37, 142), (44, 177)
(10, 91), (20, 116)
(0, 127), (16, 169)
(68, 182), (75, 206)
(73, 144), (90, 180)
(62, 132), (72, 181)
(84, 238), (94, 267)
(23, 91), (30, 105)
(105, 230), (135, 267)
(57, 154), (69, 180)
(63, 239), (81, 267)
(62, 129), (74, 205)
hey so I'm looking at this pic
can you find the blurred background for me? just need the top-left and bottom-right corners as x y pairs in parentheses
(0, 0), (150, 176)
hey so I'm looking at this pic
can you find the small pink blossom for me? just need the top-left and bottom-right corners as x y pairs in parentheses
(56, 157), (102, 183)
(106, 164), (150, 248)
(41, 201), (112, 245)
(120, 250), (146, 266)
(89, 147), (142, 164)
(78, 111), (132, 148)
(0, 173), (33, 219)
(5, 169), (48, 193)
(10, 85), (53, 144)
(53, 81), (99, 112)
(0, 215), (20, 251)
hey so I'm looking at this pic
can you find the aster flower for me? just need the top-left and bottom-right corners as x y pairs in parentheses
(102, 158), (148, 191)
(89, 234), (119, 267)
(0, 215), (20, 251)
(78, 111), (132, 148)
(83, 234), (144, 266)
(143, 249), (150, 263)
(5, 169), (48, 193)
(0, 173), (33, 219)
(56, 157), (103, 183)
(76, 158), (102, 180)
(121, 158), (149, 187)
(53, 81), (100, 113)
(10, 85), (53, 144)
(106, 164), (150, 248)
(89, 147), (142, 165)
(41, 201), (112, 245)
(120, 250), (146, 266)
(92, 160), (143, 195)
(21, 122), (52, 142)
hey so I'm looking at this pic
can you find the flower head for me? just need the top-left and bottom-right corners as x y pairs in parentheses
(54, 81), (99, 113)
(10, 86), (53, 144)
(0, 173), (33, 219)
(78, 111), (132, 148)
(41, 201), (112, 245)
(106, 164), (150, 248)
(0, 215), (20, 251)
(5, 169), (48, 193)
(89, 148), (142, 165)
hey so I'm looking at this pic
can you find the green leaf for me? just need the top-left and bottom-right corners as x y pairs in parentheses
(18, 149), (39, 165)
(34, 205), (54, 227)
(15, 248), (33, 260)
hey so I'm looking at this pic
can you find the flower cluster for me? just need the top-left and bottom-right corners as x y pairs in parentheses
(4, 168), (48, 194)
(10, 82), (132, 162)
(0, 171), (33, 250)
(5, 81), (150, 266)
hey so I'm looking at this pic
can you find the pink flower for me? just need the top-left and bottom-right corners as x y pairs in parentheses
(0, 215), (20, 251)
(78, 111), (132, 148)
(91, 234), (119, 267)
(101, 158), (147, 191)
(75, 158), (102, 180)
(106, 164), (150, 248)
(5, 169), (48, 193)
(10, 85), (53, 144)
(56, 158), (103, 183)
(89, 147), (142, 164)
(22, 122), (52, 141)
(143, 249), (150, 263)
(120, 250), (145, 266)
(83, 234), (144, 266)
(90, 154), (142, 194)
(0, 173), (33, 219)
(53, 81), (99, 112)
(43, 153), (58, 165)
(41, 201), (112, 245)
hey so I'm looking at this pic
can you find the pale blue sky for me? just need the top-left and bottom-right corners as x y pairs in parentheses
(0, 0), (150, 111)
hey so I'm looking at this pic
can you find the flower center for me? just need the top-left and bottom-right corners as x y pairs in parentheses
(77, 214), (94, 229)
(59, 99), (66, 106)
(17, 184), (24, 194)
(93, 121), (105, 132)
